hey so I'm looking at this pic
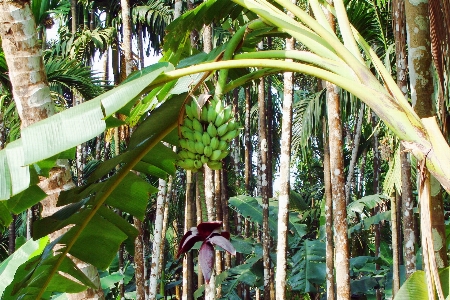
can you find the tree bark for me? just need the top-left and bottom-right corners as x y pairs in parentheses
(326, 81), (350, 300)
(134, 218), (146, 300)
(275, 20), (294, 299)
(393, 0), (416, 278)
(257, 40), (271, 300)
(149, 179), (168, 299)
(120, 0), (133, 77)
(182, 171), (195, 300)
(323, 116), (335, 300)
(405, 0), (448, 268)
(0, 2), (104, 298)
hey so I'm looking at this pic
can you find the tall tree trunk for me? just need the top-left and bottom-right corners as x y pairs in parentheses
(345, 102), (365, 204)
(120, 0), (133, 77)
(149, 179), (168, 299)
(323, 116), (335, 300)
(405, 0), (448, 269)
(372, 112), (382, 300)
(134, 218), (146, 300)
(70, 0), (77, 34)
(391, 191), (400, 296)
(275, 18), (294, 299)
(393, 0), (416, 278)
(182, 171), (195, 300)
(0, 2), (104, 298)
(258, 41), (271, 300)
(137, 22), (145, 70)
(326, 81), (350, 300)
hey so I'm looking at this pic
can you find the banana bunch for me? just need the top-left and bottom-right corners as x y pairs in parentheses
(177, 98), (240, 172)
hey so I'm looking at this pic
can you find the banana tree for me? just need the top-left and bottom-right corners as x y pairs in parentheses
(1, 0), (450, 297)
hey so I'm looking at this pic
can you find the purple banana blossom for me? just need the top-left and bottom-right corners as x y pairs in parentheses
(177, 221), (236, 283)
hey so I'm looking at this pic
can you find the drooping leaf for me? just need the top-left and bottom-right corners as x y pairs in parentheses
(394, 271), (429, 300)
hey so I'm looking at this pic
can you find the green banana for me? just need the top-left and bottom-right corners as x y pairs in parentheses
(227, 119), (237, 131)
(181, 126), (194, 141)
(201, 155), (209, 164)
(207, 161), (222, 170)
(215, 99), (223, 114)
(178, 158), (195, 170)
(187, 151), (196, 159)
(214, 110), (225, 127)
(187, 140), (197, 153)
(195, 141), (204, 154)
(201, 106), (209, 122)
(207, 123), (217, 137)
(220, 129), (238, 142)
(202, 132), (211, 145)
(194, 131), (203, 143)
(218, 150), (230, 160)
(210, 149), (222, 161)
(210, 137), (220, 150)
(194, 159), (203, 169)
(222, 106), (232, 122)
(185, 103), (195, 120)
(184, 118), (194, 130)
(190, 102), (200, 120)
(179, 150), (189, 159)
(217, 122), (229, 136)
(192, 118), (203, 133)
(204, 145), (213, 157)
(218, 140), (228, 151)
(206, 102), (214, 123)
(179, 139), (188, 149)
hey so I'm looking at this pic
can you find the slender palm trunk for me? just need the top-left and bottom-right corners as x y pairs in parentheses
(405, 0), (448, 269)
(120, 0), (133, 76)
(257, 41), (271, 300)
(134, 218), (146, 300)
(345, 102), (365, 204)
(391, 191), (400, 296)
(275, 20), (294, 299)
(182, 171), (195, 300)
(323, 116), (335, 300)
(149, 179), (168, 299)
(393, 0), (416, 278)
(326, 81), (350, 300)
(0, 2), (104, 298)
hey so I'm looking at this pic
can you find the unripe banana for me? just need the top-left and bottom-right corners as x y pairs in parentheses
(210, 149), (222, 161)
(207, 123), (217, 137)
(192, 118), (203, 133)
(218, 150), (230, 160)
(194, 159), (203, 169)
(195, 141), (204, 154)
(187, 151), (196, 159)
(189, 102), (200, 120)
(179, 139), (188, 149)
(178, 158), (195, 170)
(214, 110), (225, 128)
(210, 137), (220, 150)
(220, 129), (238, 142)
(200, 155), (209, 164)
(194, 131), (203, 143)
(187, 140), (197, 153)
(179, 150), (189, 159)
(204, 145), (213, 157)
(218, 140), (228, 151)
(227, 119), (237, 131)
(202, 132), (211, 146)
(217, 123), (229, 136)
(215, 99), (223, 114)
(185, 103), (195, 120)
(201, 106), (209, 122)
(184, 118), (194, 130)
(181, 126), (194, 141)
(222, 106), (232, 122)
(207, 161), (222, 170)
(207, 102), (217, 123)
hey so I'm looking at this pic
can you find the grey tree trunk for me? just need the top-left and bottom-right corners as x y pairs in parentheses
(405, 0), (448, 269)
(326, 81), (350, 300)
(393, 0), (416, 278)
(0, 2), (104, 298)
(275, 18), (294, 299)
(258, 41), (271, 300)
